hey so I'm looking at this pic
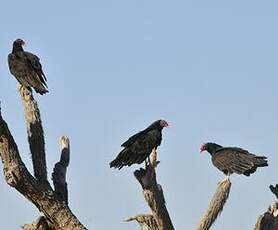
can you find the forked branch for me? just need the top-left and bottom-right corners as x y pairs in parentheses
(0, 106), (86, 229)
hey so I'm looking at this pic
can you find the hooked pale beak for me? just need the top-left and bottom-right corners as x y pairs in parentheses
(200, 144), (206, 153)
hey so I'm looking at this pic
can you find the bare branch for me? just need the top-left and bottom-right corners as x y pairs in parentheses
(19, 86), (47, 182)
(52, 136), (70, 205)
(0, 111), (87, 230)
(21, 216), (53, 230)
(125, 214), (158, 230)
(197, 177), (231, 230)
(133, 149), (174, 230)
(270, 184), (278, 199)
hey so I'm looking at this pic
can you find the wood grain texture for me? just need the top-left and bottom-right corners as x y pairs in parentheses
(132, 149), (174, 230)
(197, 177), (231, 230)
(125, 214), (158, 230)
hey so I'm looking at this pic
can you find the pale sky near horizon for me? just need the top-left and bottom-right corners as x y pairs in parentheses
(1, 1), (278, 229)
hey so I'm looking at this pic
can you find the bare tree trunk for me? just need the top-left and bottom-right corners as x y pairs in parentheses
(126, 149), (174, 230)
(254, 184), (278, 230)
(0, 86), (87, 230)
(197, 177), (231, 230)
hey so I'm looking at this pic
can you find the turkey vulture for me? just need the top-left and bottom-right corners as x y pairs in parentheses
(110, 120), (169, 169)
(200, 142), (268, 176)
(8, 38), (48, 95)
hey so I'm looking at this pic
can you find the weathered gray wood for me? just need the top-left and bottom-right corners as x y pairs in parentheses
(125, 214), (158, 230)
(0, 105), (87, 230)
(197, 177), (231, 230)
(52, 136), (70, 205)
(19, 86), (47, 182)
(133, 149), (174, 230)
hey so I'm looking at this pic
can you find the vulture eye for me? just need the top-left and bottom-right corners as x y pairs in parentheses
(15, 39), (25, 46)
(160, 120), (169, 127)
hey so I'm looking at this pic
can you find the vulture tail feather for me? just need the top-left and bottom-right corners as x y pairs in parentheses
(34, 87), (49, 95)
(110, 149), (128, 169)
(254, 156), (268, 167)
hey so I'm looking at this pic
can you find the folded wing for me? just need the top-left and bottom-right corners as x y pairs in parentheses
(8, 52), (48, 95)
(212, 147), (268, 176)
(110, 129), (161, 169)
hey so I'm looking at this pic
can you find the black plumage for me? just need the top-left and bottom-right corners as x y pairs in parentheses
(110, 120), (169, 169)
(200, 142), (268, 176)
(8, 38), (48, 95)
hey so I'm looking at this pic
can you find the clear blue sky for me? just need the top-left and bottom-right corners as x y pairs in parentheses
(1, 1), (278, 229)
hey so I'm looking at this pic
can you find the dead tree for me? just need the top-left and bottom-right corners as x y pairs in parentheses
(0, 86), (86, 230)
(125, 149), (174, 230)
(197, 177), (231, 230)
(254, 184), (278, 230)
